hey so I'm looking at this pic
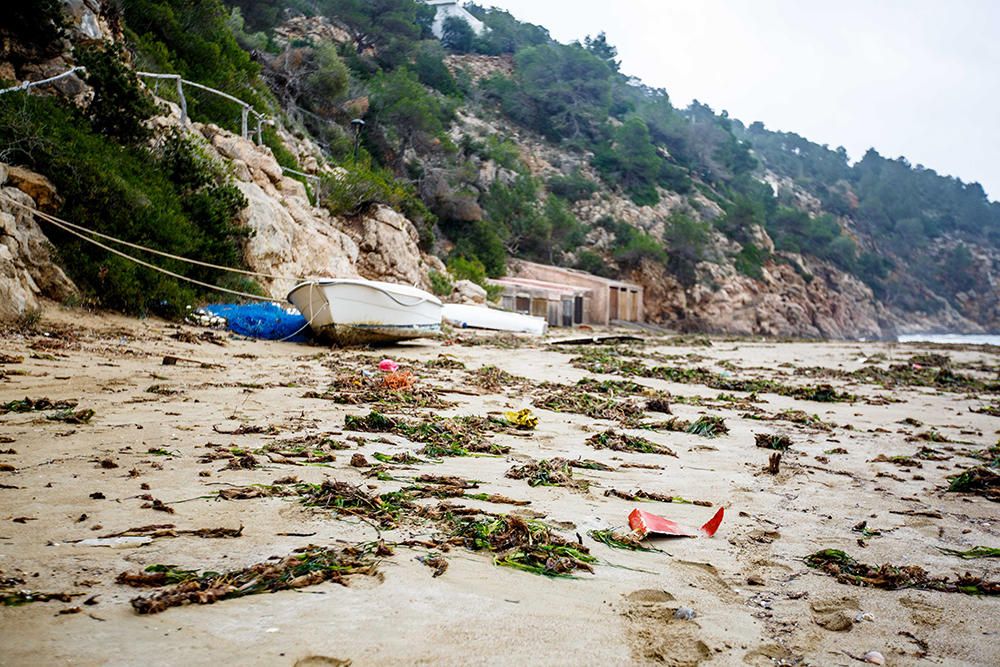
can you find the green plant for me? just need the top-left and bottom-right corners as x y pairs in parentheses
(428, 270), (453, 297)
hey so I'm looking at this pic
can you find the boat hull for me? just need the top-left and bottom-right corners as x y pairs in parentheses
(287, 279), (443, 345)
(441, 303), (547, 335)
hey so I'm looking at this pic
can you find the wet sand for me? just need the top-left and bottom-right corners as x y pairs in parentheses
(1, 304), (998, 666)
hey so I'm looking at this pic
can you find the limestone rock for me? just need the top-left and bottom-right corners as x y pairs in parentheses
(0, 176), (77, 321)
(346, 205), (434, 290)
(5, 166), (61, 212)
(234, 180), (359, 299)
(451, 279), (487, 304)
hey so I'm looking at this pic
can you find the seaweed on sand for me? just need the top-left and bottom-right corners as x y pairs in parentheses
(469, 365), (527, 392)
(946, 466), (1000, 501)
(586, 430), (676, 456)
(587, 528), (658, 552)
(451, 514), (596, 577)
(644, 415), (728, 438)
(603, 488), (712, 506)
(755, 433), (793, 450)
(534, 386), (644, 426)
(298, 480), (413, 528)
(805, 549), (999, 595)
(936, 546), (1000, 559)
(569, 351), (858, 403)
(119, 543), (382, 614)
(505, 458), (589, 491)
(304, 372), (454, 410)
(344, 411), (510, 457)
(1, 397), (77, 413)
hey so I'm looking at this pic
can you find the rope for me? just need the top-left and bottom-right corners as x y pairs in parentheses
(1, 193), (276, 301)
(0, 194), (304, 282)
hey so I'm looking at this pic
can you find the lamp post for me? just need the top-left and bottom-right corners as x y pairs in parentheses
(351, 118), (365, 162)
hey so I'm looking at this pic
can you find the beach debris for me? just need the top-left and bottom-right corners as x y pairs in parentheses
(804, 549), (1000, 595)
(2, 589), (78, 606)
(139, 496), (175, 514)
(464, 493), (531, 506)
(586, 430), (676, 456)
(451, 514), (596, 577)
(298, 480), (412, 528)
(418, 553), (448, 577)
(972, 403), (1000, 417)
(936, 546), (1000, 559)
(1, 397), (77, 413)
(77, 537), (154, 548)
(568, 350), (857, 402)
(161, 355), (224, 369)
(506, 458), (587, 490)
(380, 370), (415, 390)
(862, 650), (885, 665)
(47, 408), (95, 424)
(673, 606), (696, 620)
(344, 411), (510, 457)
(755, 433), (792, 450)
(119, 543), (382, 614)
(535, 386), (643, 426)
(605, 488), (712, 506)
(587, 528), (658, 551)
(96, 524), (244, 540)
(946, 465), (999, 501)
(628, 507), (725, 538)
(0, 354), (24, 364)
(378, 359), (400, 372)
(350, 454), (369, 467)
(549, 335), (644, 346)
(647, 415), (729, 438)
(470, 365), (526, 392)
(765, 452), (782, 475)
(502, 408), (538, 430)
(304, 371), (452, 409)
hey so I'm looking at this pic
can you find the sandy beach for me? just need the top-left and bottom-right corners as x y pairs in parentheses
(1, 304), (998, 666)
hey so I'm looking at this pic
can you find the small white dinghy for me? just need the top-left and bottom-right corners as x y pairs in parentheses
(287, 279), (442, 344)
(442, 303), (548, 336)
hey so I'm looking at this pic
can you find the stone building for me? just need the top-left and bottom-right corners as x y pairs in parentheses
(492, 260), (644, 327)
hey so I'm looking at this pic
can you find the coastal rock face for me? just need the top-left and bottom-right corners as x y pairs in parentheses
(344, 205), (439, 291)
(634, 254), (892, 339)
(0, 165), (77, 320)
(193, 124), (437, 297)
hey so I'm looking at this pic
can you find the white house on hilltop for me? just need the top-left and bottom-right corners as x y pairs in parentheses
(423, 0), (485, 39)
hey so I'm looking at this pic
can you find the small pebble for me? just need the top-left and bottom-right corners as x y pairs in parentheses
(855, 611), (874, 622)
(863, 650), (885, 665)
(674, 606), (696, 620)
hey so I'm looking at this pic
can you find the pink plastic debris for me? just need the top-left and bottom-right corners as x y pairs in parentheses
(628, 506), (725, 538)
(378, 359), (400, 372)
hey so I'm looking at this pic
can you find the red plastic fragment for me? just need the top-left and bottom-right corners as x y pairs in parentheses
(628, 507), (725, 538)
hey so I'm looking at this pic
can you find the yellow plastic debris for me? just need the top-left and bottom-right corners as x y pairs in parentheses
(504, 408), (538, 430)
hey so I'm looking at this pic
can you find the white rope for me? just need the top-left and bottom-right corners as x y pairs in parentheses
(6, 196), (276, 301)
(0, 194), (304, 282)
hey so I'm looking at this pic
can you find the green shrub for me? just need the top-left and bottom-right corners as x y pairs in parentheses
(734, 243), (767, 280)
(428, 270), (454, 297)
(547, 169), (597, 202)
(321, 157), (436, 248)
(76, 43), (158, 144)
(0, 94), (251, 317)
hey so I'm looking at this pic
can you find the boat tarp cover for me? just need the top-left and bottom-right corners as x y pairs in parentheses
(203, 303), (309, 342)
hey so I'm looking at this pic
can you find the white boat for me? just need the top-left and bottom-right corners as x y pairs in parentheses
(442, 303), (548, 336)
(287, 279), (442, 344)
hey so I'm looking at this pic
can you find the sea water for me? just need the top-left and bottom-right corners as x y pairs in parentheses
(897, 333), (1000, 346)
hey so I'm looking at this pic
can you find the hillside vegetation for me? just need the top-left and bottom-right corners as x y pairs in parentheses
(1, 0), (996, 333)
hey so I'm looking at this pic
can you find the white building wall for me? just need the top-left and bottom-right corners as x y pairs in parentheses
(425, 1), (485, 38)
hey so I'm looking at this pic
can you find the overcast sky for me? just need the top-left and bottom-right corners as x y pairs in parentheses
(480, 0), (1000, 199)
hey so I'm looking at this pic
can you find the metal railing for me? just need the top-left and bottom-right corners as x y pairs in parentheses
(2, 66), (325, 202)
(0, 67), (86, 95)
(135, 71), (267, 144)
